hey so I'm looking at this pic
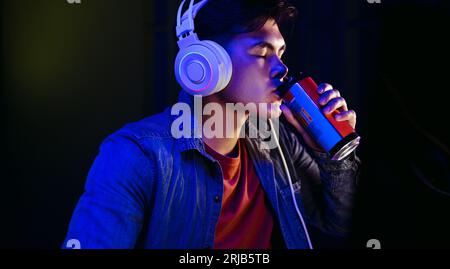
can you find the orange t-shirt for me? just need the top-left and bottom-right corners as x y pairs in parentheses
(205, 139), (274, 249)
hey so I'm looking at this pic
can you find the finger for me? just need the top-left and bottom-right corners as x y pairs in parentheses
(317, 83), (333, 94)
(322, 97), (348, 114)
(318, 89), (341, 106)
(334, 109), (357, 129)
(334, 109), (356, 121)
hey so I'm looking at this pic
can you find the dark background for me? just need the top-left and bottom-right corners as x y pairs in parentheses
(1, 0), (449, 248)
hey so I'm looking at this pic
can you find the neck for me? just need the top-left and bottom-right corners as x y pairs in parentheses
(201, 96), (248, 156)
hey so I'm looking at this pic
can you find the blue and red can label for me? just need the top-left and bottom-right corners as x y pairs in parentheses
(278, 76), (360, 160)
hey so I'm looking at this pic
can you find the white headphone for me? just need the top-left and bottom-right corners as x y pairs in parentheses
(175, 0), (233, 96)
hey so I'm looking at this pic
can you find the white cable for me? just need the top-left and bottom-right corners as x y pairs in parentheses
(269, 119), (314, 249)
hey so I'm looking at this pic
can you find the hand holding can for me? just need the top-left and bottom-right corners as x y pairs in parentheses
(277, 76), (360, 161)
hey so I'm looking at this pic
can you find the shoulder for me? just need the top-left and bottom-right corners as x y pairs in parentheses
(117, 107), (174, 140)
(98, 107), (178, 161)
(88, 108), (178, 187)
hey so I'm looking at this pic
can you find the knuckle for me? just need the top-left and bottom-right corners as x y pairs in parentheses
(322, 89), (332, 97)
(333, 97), (344, 105)
(320, 83), (333, 91)
(320, 92), (332, 104)
(347, 109), (355, 117)
(332, 89), (341, 97)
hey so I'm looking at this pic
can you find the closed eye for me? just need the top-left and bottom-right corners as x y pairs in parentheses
(249, 42), (285, 60)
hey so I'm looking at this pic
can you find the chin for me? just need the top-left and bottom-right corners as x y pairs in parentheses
(268, 104), (283, 119)
(255, 101), (282, 119)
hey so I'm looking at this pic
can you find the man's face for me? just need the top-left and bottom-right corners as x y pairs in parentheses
(215, 19), (289, 118)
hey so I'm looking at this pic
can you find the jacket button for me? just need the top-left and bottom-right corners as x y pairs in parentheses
(214, 195), (220, 203)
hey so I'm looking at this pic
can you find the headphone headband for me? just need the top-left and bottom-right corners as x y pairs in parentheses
(176, 0), (209, 39)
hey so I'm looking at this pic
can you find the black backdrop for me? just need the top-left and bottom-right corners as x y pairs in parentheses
(1, 0), (449, 248)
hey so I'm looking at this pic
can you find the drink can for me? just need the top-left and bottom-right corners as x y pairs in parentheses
(276, 76), (361, 160)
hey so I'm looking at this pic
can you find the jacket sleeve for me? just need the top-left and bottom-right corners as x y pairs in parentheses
(279, 119), (361, 241)
(62, 132), (155, 249)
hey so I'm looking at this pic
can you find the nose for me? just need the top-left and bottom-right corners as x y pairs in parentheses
(270, 56), (289, 82)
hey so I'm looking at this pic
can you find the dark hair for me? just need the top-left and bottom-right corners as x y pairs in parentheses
(193, 0), (298, 46)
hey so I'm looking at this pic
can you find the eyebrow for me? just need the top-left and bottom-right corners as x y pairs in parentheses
(251, 41), (286, 54)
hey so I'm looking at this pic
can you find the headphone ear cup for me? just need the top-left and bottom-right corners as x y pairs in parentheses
(175, 40), (232, 96)
(202, 40), (232, 92)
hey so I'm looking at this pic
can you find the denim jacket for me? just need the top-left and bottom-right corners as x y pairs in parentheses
(63, 91), (361, 249)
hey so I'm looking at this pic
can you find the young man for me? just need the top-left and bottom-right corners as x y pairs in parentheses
(63, 0), (361, 249)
